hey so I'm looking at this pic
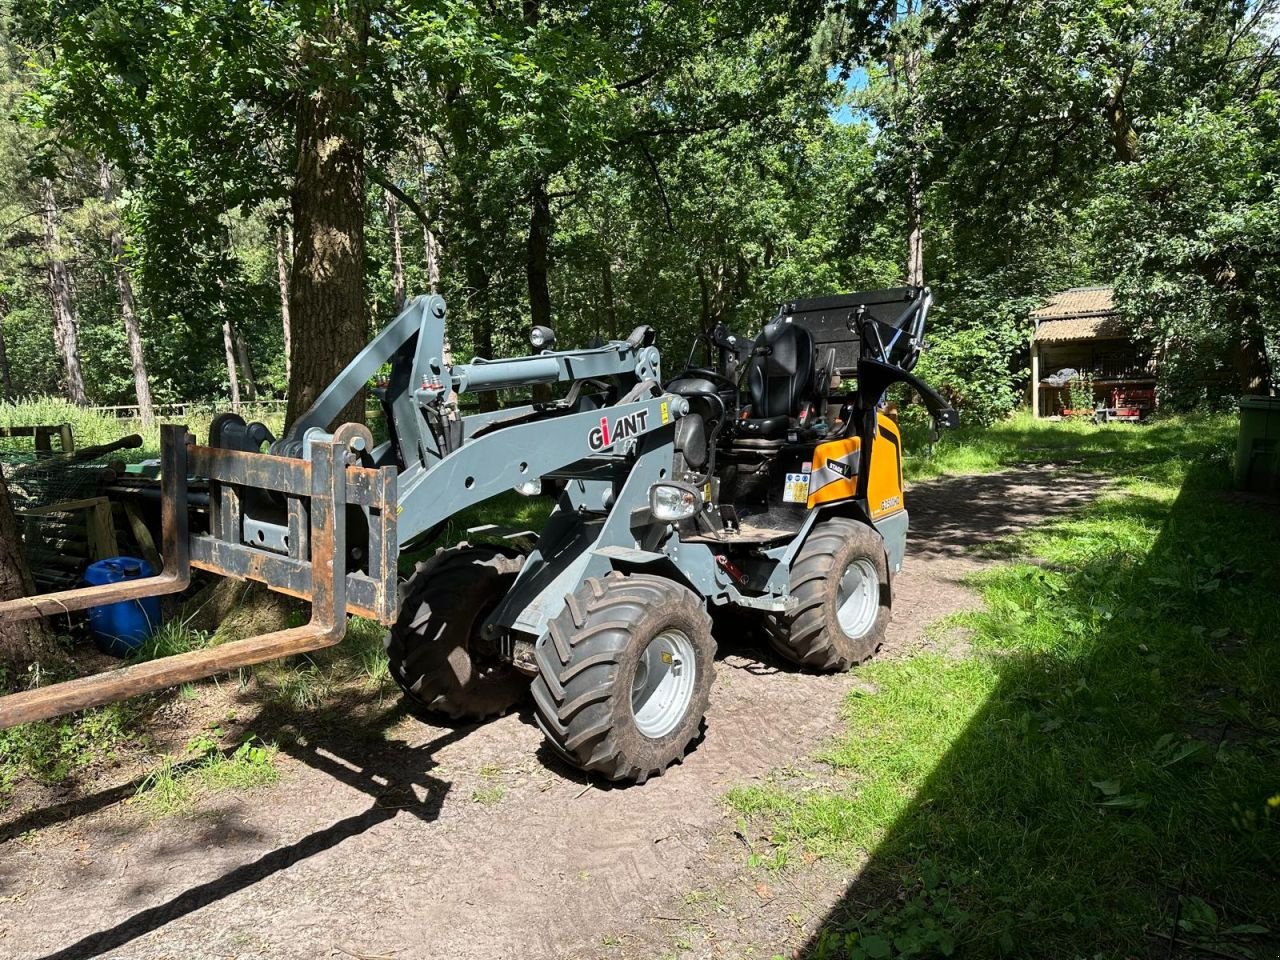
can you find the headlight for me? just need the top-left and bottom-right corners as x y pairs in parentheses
(529, 325), (556, 350)
(515, 479), (542, 497)
(650, 481), (700, 521)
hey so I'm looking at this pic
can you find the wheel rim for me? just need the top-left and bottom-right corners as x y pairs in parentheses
(836, 558), (879, 638)
(631, 629), (698, 739)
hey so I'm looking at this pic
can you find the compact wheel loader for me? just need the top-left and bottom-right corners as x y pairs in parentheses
(0, 288), (956, 784)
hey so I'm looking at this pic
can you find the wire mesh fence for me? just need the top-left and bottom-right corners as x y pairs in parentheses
(1, 425), (120, 590)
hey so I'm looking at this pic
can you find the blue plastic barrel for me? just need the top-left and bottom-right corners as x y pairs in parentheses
(84, 557), (162, 657)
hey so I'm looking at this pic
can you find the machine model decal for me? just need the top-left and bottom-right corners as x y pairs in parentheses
(825, 458), (852, 479)
(588, 409), (650, 451)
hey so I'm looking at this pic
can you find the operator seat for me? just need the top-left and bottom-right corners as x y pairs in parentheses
(739, 320), (816, 439)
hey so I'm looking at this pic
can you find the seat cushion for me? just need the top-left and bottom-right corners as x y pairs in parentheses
(737, 416), (789, 439)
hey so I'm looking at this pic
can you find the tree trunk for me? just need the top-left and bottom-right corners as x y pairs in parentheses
(0, 295), (14, 400)
(286, 10), (370, 430)
(99, 159), (155, 428)
(527, 176), (553, 329)
(0, 467), (55, 668)
(276, 223), (293, 382)
(423, 219), (442, 294)
(385, 190), (406, 313)
(1107, 75), (1139, 163)
(222, 318), (242, 411)
(40, 177), (87, 406)
(905, 173), (924, 287)
(600, 256), (617, 335)
(234, 327), (257, 401)
(464, 257), (498, 411)
(903, 3), (926, 288)
(695, 264), (713, 333)
(466, 261), (494, 360)
(414, 143), (443, 294)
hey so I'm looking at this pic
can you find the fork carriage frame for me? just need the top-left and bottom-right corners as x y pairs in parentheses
(0, 424), (399, 728)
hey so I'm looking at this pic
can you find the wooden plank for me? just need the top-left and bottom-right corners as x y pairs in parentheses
(22, 497), (112, 517)
(23, 550), (87, 572)
(0, 429), (350, 729)
(0, 424), (191, 623)
(0, 423), (75, 454)
(85, 498), (119, 560)
(122, 500), (162, 571)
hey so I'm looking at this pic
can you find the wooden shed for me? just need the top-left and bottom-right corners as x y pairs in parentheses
(1030, 286), (1156, 420)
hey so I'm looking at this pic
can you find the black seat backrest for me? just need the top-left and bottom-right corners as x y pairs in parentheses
(747, 320), (815, 419)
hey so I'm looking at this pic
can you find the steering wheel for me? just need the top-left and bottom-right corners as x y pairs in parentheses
(679, 368), (740, 394)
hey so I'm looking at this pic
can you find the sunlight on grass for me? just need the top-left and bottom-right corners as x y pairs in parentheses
(903, 410), (1238, 483)
(131, 732), (279, 819)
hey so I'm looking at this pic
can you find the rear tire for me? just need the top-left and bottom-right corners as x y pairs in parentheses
(531, 573), (716, 784)
(765, 517), (890, 671)
(386, 545), (526, 722)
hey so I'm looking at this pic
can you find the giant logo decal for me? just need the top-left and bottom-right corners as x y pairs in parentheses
(588, 409), (650, 451)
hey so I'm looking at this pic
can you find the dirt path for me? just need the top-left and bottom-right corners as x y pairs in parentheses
(0, 465), (1106, 960)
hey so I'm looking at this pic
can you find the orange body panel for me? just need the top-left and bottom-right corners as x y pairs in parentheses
(804, 414), (906, 515)
(866, 413), (904, 519)
(806, 436), (861, 508)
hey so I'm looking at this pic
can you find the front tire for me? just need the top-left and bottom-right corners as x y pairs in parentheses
(386, 545), (526, 722)
(765, 516), (890, 671)
(531, 573), (716, 784)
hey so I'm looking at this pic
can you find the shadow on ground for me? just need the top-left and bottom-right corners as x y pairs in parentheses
(16, 697), (464, 960)
(788, 458), (1280, 957)
(904, 463), (1101, 560)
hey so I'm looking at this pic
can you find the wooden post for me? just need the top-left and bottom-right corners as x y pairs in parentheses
(1030, 335), (1041, 419)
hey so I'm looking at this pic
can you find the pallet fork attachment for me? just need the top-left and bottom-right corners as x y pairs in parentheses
(0, 423), (399, 730)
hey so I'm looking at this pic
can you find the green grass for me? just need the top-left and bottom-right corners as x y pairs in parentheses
(729, 416), (1280, 959)
(469, 785), (507, 806)
(0, 601), (389, 809)
(0, 697), (142, 798)
(131, 730), (279, 818)
(247, 614), (398, 709)
(902, 409), (1238, 484)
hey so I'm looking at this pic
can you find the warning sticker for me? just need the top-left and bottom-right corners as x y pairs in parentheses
(783, 472), (811, 503)
(660, 401), (671, 424)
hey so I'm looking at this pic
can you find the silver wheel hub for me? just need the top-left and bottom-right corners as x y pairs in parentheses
(836, 558), (879, 639)
(631, 629), (697, 739)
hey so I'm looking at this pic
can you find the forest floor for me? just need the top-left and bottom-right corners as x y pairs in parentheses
(2, 414), (1276, 959)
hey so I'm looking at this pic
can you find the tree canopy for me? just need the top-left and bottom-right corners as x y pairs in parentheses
(0, 0), (1275, 426)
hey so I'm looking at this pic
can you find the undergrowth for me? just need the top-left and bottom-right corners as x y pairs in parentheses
(0, 396), (286, 460)
(0, 698), (141, 800)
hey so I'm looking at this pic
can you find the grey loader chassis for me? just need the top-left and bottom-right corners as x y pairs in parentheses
(0, 290), (956, 785)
